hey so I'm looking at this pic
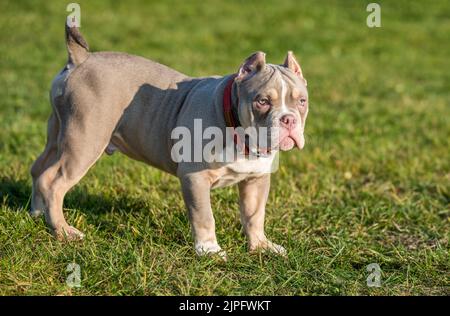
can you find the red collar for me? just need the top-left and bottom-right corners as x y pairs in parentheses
(222, 74), (239, 129)
(222, 75), (252, 156)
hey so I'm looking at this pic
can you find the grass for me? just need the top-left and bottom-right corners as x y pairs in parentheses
(0, 0), (449, 295)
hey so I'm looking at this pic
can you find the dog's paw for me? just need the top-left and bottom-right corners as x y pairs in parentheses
(30, 194), (45, 218)
(53, 225), (85, 242)
(249, 240), (287, 257)
(29, 208), (44, 218)
(266, 241), (287, 256)
(195, 241), (227, 261)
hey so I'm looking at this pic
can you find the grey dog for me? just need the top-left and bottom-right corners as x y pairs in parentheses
(30, 23), (309, 259)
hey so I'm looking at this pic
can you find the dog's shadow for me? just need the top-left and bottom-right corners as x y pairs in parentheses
(0, 177), (31, 210)
(0, 176), (153, 216)
(0, 176), (191, 246)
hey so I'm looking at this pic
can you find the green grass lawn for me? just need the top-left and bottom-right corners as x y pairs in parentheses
(0, 0), (449, 295)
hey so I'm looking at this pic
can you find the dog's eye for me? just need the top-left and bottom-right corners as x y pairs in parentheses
(298, 98), (307, 107)
(257, 98), (270, 107)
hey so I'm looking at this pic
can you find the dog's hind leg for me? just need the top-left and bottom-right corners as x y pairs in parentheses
(30, 112), (59, 217)
(34, 102), (113, 240)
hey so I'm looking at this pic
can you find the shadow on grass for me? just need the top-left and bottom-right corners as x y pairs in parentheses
(0, 177), (30, 210)
(0, 176), (190, 245)
(0, 176), (152, 216)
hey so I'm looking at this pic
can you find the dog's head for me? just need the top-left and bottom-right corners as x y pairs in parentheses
(234, 51), (308, 152)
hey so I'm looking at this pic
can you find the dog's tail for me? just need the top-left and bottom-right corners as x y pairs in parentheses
(65, 22), (89, 66)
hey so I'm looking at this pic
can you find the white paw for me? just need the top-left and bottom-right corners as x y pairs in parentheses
(267, 241), (287, 256)
(250, 240), (287, 257)
(54, 225), (85, 241)
(195, 241), (227, 261)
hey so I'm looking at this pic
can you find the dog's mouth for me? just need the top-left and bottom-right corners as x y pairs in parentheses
(279, 135), (304, 151)
(279, 136), (296, 151)
(277, 128), (304, 151)
(243, 127), (305, 154)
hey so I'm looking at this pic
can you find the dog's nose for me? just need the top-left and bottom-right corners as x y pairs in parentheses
(280, 114), (296, 130)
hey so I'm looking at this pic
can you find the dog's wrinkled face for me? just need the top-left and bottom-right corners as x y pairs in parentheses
(235, 51), (308, 152)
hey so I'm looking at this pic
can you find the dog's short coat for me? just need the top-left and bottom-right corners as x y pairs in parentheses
(30, 24), (309, 259)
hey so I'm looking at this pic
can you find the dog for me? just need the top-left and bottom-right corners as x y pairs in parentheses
(30, 23), (309, 259)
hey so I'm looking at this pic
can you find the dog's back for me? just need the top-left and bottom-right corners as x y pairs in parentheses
(50, 25), (206, 174)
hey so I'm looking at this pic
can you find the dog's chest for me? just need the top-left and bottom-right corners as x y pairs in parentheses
(210, 155), (275, 189)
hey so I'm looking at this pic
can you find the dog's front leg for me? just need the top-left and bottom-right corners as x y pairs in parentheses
(238, 174), (286, 256)
(179, 173), (226, 260)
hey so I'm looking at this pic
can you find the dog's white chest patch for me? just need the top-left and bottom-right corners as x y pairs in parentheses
(211, 154), (277, 189)
(227, 154), (276, 174)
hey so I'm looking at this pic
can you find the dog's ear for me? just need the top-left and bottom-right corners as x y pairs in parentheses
(236, 51), (266, 81)
(283, 51), (307, 86)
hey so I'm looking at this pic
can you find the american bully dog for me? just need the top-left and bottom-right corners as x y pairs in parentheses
(30, 23), (309, 259)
